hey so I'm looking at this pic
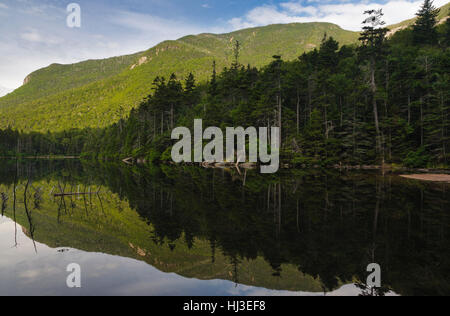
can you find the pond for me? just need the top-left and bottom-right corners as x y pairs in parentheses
(0, 160), (448, 296)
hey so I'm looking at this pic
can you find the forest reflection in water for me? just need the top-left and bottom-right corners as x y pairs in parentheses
(0, 159), (448, 296)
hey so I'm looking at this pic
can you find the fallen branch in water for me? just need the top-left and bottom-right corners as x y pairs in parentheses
(122, 157), (134, 165)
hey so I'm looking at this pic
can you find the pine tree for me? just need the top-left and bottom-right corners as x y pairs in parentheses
(167, 73), (183, 130)
(413, 0), (440, 45)
(209, 60), (218, 95)
(184, 73), (198, 110)
(359, 9), (388, 163)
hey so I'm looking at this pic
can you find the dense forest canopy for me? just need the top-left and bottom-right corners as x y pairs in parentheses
(1, 2), (450, 168)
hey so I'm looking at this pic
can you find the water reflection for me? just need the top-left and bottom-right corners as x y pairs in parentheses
(0, 160), (448, 296)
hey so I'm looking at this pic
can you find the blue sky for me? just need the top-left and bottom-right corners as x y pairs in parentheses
(0, 0), (448, 90)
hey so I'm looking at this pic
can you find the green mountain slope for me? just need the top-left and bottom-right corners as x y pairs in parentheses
(1, 0), (448, 133)
(0, 53), (140, 111)
(0, 23), (358, 132)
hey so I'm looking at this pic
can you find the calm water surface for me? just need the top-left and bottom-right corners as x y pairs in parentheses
(0, 160), (448, 296)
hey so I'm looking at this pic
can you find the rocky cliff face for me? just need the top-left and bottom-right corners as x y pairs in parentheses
(23, 74), (32, 85)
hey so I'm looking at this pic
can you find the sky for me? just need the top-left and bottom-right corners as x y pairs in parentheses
(0, 0), (448, 91)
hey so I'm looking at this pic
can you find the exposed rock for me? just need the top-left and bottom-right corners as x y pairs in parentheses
(438, 16), (449, 25)
(387, 26), (408, 37)
(137, 247), (147, 257)
(130, 56), (150, 70)
(23, 75), (32, 85)
(138, 56), (148, 66)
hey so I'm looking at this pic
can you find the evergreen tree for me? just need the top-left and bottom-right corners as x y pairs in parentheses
(413, 0), (440, 45)
(209, 60), (218, 96)
(3, 7), (449, 168)
(359, 9), (388, 163)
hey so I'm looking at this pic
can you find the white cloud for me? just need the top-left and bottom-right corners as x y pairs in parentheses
(280, 3), (318, 15)
(110, 10), (202, 39)
(229, 0), (450, 31)
(20, 29), (62, 44)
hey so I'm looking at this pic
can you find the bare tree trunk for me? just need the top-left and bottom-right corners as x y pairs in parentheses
(370, 57), (383, 163)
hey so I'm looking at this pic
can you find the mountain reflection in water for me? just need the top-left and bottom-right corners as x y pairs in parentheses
(0, 160), (448, 296)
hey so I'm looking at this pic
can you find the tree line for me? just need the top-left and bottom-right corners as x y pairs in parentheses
(0, 127), (87, 157)
(2, 1), (450, 168)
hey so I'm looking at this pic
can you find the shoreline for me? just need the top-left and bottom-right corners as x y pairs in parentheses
(2, 157), (450, 183)
(399, 174), (450, 184)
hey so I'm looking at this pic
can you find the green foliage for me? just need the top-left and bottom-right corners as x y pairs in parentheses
(403, 147), (430, 168)
(84, 18), (449, 168)
(0, 53), (140, 111)
(0, 6), (449, 168)
(413, 0), (441, 45)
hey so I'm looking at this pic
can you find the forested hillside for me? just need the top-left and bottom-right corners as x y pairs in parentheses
(0, 53), (141, 112)
(83, 3), (450, 168)
(1, 1), (449, 169)
(0, 23), (358, 132)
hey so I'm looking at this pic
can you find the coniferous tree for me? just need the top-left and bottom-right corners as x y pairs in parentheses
(3, 7), (449, 168)
(413, 0), (440, 45)
(209, 60), (218, 96)
(359, 9), (388, 162)
(184, 73), (197, 109)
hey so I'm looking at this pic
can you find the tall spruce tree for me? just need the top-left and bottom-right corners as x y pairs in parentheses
(413, 0), (440, 45)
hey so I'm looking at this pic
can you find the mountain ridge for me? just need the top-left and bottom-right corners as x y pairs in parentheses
(0, 2), (448, 132)
(387, 2), (450, 35)
(0, 22), (359, 132)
